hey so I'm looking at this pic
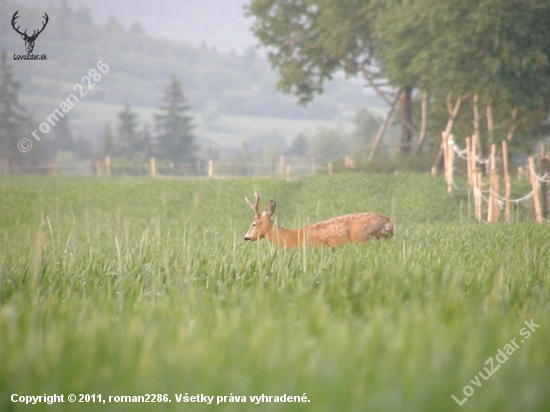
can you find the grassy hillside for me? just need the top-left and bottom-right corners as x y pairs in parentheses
(1, 174), (549, 411)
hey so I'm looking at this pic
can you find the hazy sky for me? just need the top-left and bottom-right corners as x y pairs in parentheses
(14, 0), (258, 53)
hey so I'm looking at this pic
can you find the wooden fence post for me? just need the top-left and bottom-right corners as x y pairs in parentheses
(474, 170), (483, 222)
(473, 93), (480, 137)
(279, 156), (285, 176)
(208, 160), (213, 177)
(286, 165), (291, 182)
(528, 157), (542, 222)
(150, 157), (157, 177)
(442, 133), (448, 187)
(328, 162), (333, 175)
(488, 167), (500, 223)
(105, 156), (111, 176)
(465, 137), (471, 186)
(487, 144), (500, 223)
(502, 140), (511, 222)
(442, 132), (454, 193)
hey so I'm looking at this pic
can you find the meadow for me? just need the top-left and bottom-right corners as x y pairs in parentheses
(0, 173), (549, 411)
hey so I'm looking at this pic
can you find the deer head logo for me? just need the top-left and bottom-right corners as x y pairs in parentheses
(11, 10), (49, 54)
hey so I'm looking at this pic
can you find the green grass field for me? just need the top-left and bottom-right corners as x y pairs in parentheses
(0, 173), (549, 411)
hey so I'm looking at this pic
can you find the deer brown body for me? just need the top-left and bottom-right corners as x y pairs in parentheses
(244, 190), (393, 249)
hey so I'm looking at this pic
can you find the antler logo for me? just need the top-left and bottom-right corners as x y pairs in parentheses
(11, 10), (49, 54)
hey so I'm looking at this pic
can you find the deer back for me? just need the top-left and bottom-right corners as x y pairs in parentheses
(303, 213), (393, 247)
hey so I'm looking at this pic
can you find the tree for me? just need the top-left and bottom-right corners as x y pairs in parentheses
(233, 142), (254, 176)
(142, 122), (152, 159)
(376, 0), (550, 151)
(117, 103), (142, 159)
(74, 134), (93, 161)
(245, 0), (415, 153)
(97, 123), (114, 159)
(53, 116), (76, 153)
(246, 0), (380, 104)
(261, 137), (282, 175)
(308, 128), (347, 164)
(0, 52), (32, 168)
(286, 133), (308, 156)
(246, 0), (550, 155)
(154, 75), (197, 163)
(351, 108), (383, 146)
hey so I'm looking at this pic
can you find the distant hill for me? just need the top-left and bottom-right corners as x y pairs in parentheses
(11, 0), (259, 54)
(1, 0), (383, 149)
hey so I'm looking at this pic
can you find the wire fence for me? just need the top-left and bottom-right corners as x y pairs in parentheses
(439, 133), (549, 223)
(0, 156), (356, 180)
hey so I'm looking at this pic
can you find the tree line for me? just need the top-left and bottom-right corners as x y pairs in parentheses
(0, 51), (197, 171)
(246, 0), (550, 155)
(2, 47), (398, 175)
(97, 75), (196, 164)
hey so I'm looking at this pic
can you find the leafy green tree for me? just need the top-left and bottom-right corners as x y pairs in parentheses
(154, 75), (197, 163)
(245, 0), (415, 153)
(247, 0), (550, 154)
(376, 0), (550, 150)
(246, 0), (380, 105)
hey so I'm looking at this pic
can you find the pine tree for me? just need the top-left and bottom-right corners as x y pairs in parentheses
(286, 133), (308, 157)
(74, 134), (93, 161)
(142, 122), (152, 159)
(0, 52), (32, 168)
(117, 103), (142, 159)
(53, 116), (76, 153)
(154, 75), (197, 163)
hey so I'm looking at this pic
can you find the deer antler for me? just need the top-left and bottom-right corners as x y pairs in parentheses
(245, 189), (261, 218)
(11, 11), (25, 36)
(11, 11), (49, 40)
(31, 12), (49, 39)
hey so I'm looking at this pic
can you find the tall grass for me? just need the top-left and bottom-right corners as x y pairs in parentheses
(0, 173), (549, 411)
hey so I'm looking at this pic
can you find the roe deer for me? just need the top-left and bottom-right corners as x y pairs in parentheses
(243, 190), (394, 249)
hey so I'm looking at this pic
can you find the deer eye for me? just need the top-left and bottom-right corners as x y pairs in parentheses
(252, 222), (257, 227)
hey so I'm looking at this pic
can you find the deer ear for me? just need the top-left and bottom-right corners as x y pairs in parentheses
(263, 200), (276, 217)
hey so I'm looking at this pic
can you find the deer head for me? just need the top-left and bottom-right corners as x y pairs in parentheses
(243, 190), (276, 242)
(12, 10), (49, 54)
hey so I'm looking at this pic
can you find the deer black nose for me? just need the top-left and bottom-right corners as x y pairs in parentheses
(244, 236), (251, 242)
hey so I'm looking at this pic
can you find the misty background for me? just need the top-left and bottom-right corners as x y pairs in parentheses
(14, 0), (258, 54)
(1, 0), (395, 174)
